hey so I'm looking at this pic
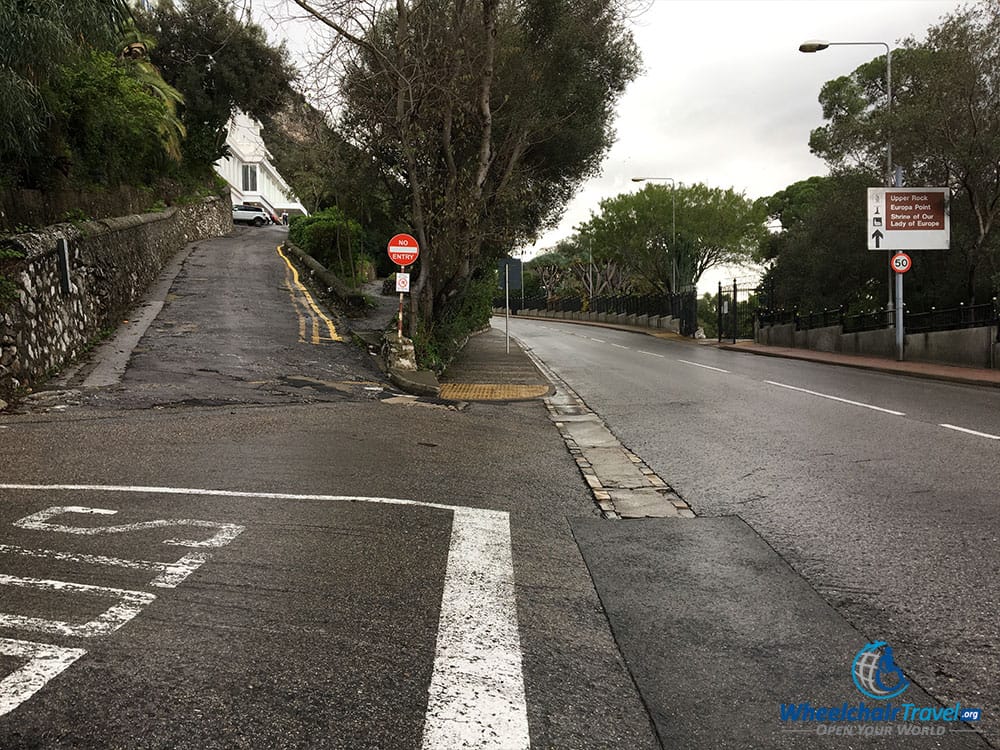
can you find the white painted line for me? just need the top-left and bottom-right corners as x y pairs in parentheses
(0, 483), (487, 514)
(0, 638), (87, 718)
(611, 343), (629, 350)
(765, 381), (905, 416)
(638, 351), (665, 358)
(589, 338), (606, 343)
(0, 574), (155, 637)
(677, 359), (729, 373)
(0, 544), (208, 589)
(14, 506), (244, 548)
(422, 509), (529, 750)
(940, 423), (1000, 440)
(0, 484), (531, 745)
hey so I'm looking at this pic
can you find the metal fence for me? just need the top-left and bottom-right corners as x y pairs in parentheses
(496, 291), (698, 336)
(758, 300), (1000, 339)
(717, 280), (759, 343)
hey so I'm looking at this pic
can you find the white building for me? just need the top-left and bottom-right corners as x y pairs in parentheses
(214, 111), (308, 218)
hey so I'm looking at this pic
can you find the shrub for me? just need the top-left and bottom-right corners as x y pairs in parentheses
(288, 207), (364, 284)
(413, 270), (495, 372)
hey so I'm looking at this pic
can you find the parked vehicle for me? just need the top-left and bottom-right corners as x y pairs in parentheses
(232, 204), (271, 227)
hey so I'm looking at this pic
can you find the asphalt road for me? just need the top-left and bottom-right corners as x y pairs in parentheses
(511, 317), (999, 747)
(0, 229), (656, 749)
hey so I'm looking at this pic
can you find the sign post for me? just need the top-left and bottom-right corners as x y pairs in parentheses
(497, 258), (522, 356)
(387, 233), (420, 340)
(867, 188), (950, 361)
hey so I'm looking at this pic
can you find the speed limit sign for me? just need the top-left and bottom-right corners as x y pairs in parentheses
(891, 253), (912, 274)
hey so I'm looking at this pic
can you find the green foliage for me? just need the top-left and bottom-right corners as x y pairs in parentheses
(0, 0), (131, 169)
(807, 0), (1000, 302)
(412, 271), (496, 372)
(289, 207), (365, 284)
(577, 183), (766, 294)
(323, 0), (639, 333)
(141, 0), (296, 173)
(697, 293), (718, 339)
(51, 51), (175, 186)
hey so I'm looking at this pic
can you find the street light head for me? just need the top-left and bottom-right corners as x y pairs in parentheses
(630, 178), (646, 182)
(799, 40), (830, 53)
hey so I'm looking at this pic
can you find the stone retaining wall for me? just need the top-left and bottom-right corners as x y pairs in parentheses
(0, 196), (232, 401)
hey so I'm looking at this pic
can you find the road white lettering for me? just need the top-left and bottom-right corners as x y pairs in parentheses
(677, 359), (729, 373)
(0, 484), (530, 744)
(0, 638), (87, 718)
(0, 574), (155, 637)
(422, 508), (529, 750)
(765, 381), (905, 416)
(0, 544), (208, 589)
(939, 424), (1000, 440)
(14, 506), (244, 548)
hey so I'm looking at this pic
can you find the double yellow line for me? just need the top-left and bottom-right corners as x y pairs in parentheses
(276, 246), (342, 344)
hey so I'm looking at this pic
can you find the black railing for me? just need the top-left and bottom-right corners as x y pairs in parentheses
(905, 302), (998, 334)
(758, 300), (1000, 336)
(495, 292), (698, 336)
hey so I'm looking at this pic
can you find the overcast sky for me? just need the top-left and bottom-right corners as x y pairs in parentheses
(255, 0), (961, 291)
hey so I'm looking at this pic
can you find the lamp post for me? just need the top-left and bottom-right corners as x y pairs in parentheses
(799, 39), (898, 341)
(631, 177), (677, 292)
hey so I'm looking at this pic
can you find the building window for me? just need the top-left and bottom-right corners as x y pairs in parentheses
(242, 164), (258, 192)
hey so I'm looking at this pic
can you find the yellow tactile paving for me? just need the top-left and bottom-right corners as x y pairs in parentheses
(439, 383), (551, 401)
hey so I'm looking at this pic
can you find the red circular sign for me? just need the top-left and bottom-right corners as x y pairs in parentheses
(891, 252), (912, 274)
(387, 233), (420, 267)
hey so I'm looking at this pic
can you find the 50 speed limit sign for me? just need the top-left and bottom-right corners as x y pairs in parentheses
(891, 253), (912, 274)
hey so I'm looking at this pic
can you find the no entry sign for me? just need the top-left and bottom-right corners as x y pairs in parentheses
(387, 233), (419, 266)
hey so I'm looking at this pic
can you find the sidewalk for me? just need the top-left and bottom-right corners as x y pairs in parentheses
(720, 340), (1000, 388)
(438, 326), (552, 401)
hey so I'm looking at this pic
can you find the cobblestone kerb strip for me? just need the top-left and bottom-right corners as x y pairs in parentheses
(521, 345), (695, 520)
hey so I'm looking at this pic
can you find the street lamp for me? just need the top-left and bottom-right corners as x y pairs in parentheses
(631, 177), (677, 292)
(798, 40), (892, 187)
(799, 39), (901, 358)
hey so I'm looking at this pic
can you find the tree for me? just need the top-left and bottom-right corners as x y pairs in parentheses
(759, 173), (888, 313)
(0, 0), (131, 182)
(288, 0), (639, 341)
(809, 1), (1000, 302)
(140, 0), (296, 173)
(577, 183), (766, 294)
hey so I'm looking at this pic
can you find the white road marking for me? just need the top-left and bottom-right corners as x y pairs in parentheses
(677, 359), (729, 373)
(940, 423), (1000, 440)
(589, 337), (605, 343)
(422, 508), (529, 750)
(638, 351), (665, 358)
(0, 544), (208, 589)
(611, 343), (629, 350)
(0, 574), (155, 637)
(14, 506), (244, 548)
(0, 484), (530, 744)
(765, 381), (905, 416)
(0, 638), (87, 718)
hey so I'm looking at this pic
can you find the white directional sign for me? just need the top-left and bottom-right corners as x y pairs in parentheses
(867, 188), (950, 251)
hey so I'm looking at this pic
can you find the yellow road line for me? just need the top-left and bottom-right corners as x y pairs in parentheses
(276, 246), (342, 343)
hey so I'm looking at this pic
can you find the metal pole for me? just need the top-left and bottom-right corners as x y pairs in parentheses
(671, 181), (677, 293)
(895, 256), (904, 360)
(717, 281), (723, 344)
(732, 279), (738, 344)
(505, 263), (510, 355)
(397, 264), (404, 341)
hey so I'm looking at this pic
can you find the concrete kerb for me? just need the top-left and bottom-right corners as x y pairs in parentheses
(719, 342), (1000, 389)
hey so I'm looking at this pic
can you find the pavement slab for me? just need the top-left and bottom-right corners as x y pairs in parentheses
(570, 516), (990, 749)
